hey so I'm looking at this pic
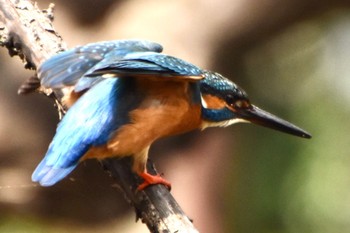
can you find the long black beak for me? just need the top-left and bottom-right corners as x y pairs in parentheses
(240, 105), (311, 139)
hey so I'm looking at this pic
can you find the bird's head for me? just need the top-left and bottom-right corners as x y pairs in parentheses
(199, 71), (311, 138)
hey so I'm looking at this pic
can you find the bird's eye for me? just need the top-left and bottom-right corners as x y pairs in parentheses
(225, 93), (251, 109)
(226, 98), (250, 109)
(234, 99), (251, 109)
(234, 100), (246, 108)
(225, 94), (236, 105)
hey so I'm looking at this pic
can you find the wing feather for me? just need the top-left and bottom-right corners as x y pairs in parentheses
(39, 40), (163, 89)
(86, 52), (204, 81)
(32, 79), (121, 186)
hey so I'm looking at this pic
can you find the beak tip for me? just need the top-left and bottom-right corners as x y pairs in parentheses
(299, 131), (312, 139)
(244, 105), (312, 139)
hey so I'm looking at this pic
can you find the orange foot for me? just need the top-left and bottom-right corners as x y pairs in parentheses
(137, 172), (171, 191)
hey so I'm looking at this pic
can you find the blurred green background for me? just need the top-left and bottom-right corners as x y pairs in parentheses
(1, 0), (350, 232)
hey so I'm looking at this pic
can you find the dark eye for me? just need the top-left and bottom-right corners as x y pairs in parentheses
(225, 94), (236, 105)
(235, 100), (244, 108)
(234, 99), (251, 109)
(225, 93), (251, 109)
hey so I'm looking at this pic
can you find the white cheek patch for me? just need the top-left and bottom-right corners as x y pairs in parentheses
(200, 94), (208, 108)
(201, 118), (249, 130)
(102, 73), (118, 78)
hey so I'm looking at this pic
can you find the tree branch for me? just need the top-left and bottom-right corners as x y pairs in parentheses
(0, 0), (198, 232)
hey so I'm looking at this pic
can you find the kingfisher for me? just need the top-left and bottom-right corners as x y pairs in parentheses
(31, 40), (311, 190)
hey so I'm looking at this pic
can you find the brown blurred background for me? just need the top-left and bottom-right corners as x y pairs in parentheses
(1, 0), (350, 232)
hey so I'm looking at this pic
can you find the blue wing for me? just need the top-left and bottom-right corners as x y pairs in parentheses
(32, 78), (125, 186)
(86, 52), (204, 78)
(38, 40), (163, 90)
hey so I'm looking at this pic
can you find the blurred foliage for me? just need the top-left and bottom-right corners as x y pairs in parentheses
(0, 216), (45, 233)
(224, 9), (350, 233)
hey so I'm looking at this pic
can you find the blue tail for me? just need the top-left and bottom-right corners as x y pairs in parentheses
(31, 139), (90, 186)
(32, 79), (122, 186)
(31, 158), (77, 186)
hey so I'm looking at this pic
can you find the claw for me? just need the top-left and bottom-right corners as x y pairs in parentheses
(137, 172), (171, 191)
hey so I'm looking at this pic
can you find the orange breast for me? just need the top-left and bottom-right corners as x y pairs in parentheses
(82, 78), (202, 160)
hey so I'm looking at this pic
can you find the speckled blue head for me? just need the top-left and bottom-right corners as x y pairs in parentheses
(200, 71), (247, 98)
(200, 71), (249, 123)
(199, 71), (311, 138)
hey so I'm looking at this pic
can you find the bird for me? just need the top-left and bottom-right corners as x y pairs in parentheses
(31, 39), (311, 190)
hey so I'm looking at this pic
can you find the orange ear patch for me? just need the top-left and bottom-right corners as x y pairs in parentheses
(201, 94), (226, 109)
